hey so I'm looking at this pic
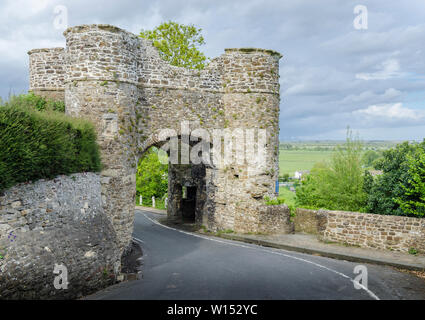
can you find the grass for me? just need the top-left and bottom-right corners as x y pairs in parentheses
(278, 187), (297, 207)
(279, 149), (334, 177)
(136, 197), (167, 210)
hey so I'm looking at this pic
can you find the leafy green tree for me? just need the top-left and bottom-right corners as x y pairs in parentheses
(395, 141), (425, 217)
(140, 21), (208, 70)
(362, 150), (381, 168)
(295, 162), (332, 209)
(136, 147), (168, 206)
(295, 131), (367, 211)
(365, 142), (416, 216)
(363, 170), (374, 194)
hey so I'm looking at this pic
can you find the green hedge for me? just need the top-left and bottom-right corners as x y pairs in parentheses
(0, 102), (101, 191)
(4, 92), (65, 113)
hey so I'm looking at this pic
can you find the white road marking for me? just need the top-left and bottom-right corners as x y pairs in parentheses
(133, 237), (145, 244)
(136, 210), (380, 300)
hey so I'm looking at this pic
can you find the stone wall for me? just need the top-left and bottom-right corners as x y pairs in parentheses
(0, 173), (121, 299)
(294, 208), (327, 235)
(258, 205), (294, 234)
(27, 24), (282, 252)
(293, 208), (425, 254)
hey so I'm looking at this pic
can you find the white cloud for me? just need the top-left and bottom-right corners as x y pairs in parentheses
(354, 103), (424, 121)
(355, 58), (403, 80)
(341, 88), (402, 105)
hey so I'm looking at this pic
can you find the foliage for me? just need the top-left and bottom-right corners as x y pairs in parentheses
(279, 173), (290, 182)
(362, 150), (381, 168)
(264, 195), (286, 205)
(295, 131), (367, 212)
(279, 187), (296, 207)
(0, 96), (101, 191)
(5, 92), (65, 113)
(136, 147), (168, 206)
(365, 142), (417, 216)
(139, 21), (208, 70)
(394, 141), (425, 217)
(408, 247), (418, 255)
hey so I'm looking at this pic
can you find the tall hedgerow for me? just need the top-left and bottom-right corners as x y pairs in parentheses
(0, 96), (101, 191)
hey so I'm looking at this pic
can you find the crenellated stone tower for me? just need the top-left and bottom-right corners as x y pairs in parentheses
(28, 24), (286, 255)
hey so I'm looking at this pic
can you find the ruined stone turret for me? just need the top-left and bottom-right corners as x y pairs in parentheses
(28, 47), (66, 100)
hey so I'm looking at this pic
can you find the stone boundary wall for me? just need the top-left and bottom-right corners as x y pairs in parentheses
(258, 204), (294, 234)
(0, 173), (121, 299)
(293, 208), (327, 235)
(293, 208), (425, 254)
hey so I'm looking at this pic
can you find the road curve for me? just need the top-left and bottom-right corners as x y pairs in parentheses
(86, 210), (425, 300)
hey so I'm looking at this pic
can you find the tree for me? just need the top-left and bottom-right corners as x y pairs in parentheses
(395, 141), (425, 217)
(365, 142), (416, 216)
(295, 130), (367, 211)
(362, 150), (381, 168)
(295, 162), (333, 209)
(140, 21), (208, 70)
(136, 147), (168, 206)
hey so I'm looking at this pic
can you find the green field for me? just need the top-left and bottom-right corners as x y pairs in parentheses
(279, 150), (334, 176)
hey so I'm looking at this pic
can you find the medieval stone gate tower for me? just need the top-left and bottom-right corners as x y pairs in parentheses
(28, 24), (283, 254)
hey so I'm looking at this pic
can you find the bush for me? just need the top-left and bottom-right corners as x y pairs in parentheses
(279, 173), (290, 182)
(365, 142), (417, 216)
(264, 195), (286, 205)
(295, 130), (367, 212)
(0, 101), (101, 191)
(394, 140), (425, 217)
(5, 92), (65, 113)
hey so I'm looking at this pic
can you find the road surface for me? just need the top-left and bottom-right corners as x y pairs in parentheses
(87, 209), (425, 300)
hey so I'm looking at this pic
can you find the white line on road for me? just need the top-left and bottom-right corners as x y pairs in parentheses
(133, 237), (145, 244)
(137, 211), (380, 300)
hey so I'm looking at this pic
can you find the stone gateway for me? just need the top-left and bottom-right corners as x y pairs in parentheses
(28, 24), (284, 256)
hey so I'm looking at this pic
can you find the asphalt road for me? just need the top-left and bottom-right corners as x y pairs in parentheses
(87, 209), (425, 300)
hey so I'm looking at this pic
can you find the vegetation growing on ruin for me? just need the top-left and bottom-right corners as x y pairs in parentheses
(0, 94), (101, 191)
(264, 195), (285, 205)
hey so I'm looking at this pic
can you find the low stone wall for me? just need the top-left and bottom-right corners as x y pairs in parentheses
(293, 208), (327, 235)
(293, 208), (425, 254)
(324, 210), (425, 253)
(258, 205), (294, 234)
(0, 173), (121, 299)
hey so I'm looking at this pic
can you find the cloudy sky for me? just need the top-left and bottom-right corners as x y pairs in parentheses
(1, 0), (424, 140)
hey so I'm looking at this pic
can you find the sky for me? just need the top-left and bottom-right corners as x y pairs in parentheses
(0, 0), (424, 141)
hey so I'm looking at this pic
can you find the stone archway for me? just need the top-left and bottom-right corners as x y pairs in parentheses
(28, 24), (283, 255)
